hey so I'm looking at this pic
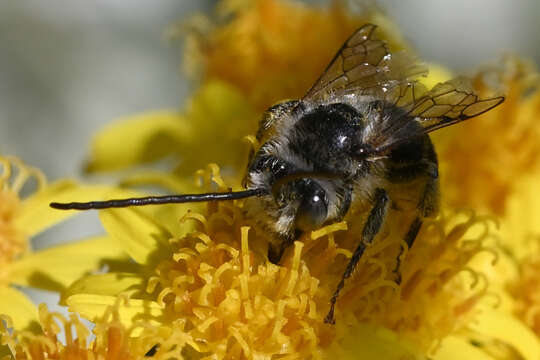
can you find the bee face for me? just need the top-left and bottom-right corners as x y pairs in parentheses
(244, 102), (370, 239)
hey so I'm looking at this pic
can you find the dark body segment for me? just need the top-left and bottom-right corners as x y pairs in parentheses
(385, 133), (440, 218)
(386, 135), (439, 184)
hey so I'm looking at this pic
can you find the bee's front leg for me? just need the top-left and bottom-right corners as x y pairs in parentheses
(325, 188), (389, 324)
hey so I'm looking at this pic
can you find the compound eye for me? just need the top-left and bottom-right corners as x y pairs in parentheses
(296, 182), (328, 231)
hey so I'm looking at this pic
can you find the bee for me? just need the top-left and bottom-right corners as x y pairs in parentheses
(51, 24), (504, 324)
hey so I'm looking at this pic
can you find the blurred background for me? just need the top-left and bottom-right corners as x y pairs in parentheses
(1, 0), (539, 307)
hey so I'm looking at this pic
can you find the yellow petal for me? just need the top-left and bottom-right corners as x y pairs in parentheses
(0, 286), (38, 331)
(501, 169), (540, 258)
(99, 208), (171, 265)
(117, 174), (205, 235)
(119, 170), (200, 193)
(15, 180), (128, 237)
(174, 80), (257, 176)
(468, 307), (540, 360)
(325, 322), (426, 360)
(147, 203), (203, 237)
(85, 83), (257, 178)
(85, 110), (189, 173)
(434, 336), (494, 360)
(62, 273), (144, 303)
(7, 236), (128, 292)
(88, 186), (200, 236)
(66, 294), (163, 330)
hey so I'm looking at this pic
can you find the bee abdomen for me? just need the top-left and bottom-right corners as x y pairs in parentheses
(386, 162), (438, 183)
(386, 134), (438, 183)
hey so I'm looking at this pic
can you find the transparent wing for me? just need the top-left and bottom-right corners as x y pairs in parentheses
(302, 24), (426, 102)
(408, 77), (505, 132)
(367, 78), (504, 152)
(301, 24), (504, 153)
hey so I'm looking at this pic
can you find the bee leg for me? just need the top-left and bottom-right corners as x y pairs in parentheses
(419, 177), (440, 218)
(392, 217), (422, 284)
(393, 176), (439, 283)
(145, 344), (159, 357)
(325, 188), (389, 324)
(335, 184), (353, 220)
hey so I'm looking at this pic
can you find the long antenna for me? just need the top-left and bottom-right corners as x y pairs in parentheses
(50, 188), (267, 211)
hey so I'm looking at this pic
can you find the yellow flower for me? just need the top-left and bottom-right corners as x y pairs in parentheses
(509, 239), (540, 337)
(26, 0), (540, 358)
(183, 0), (408, 113)
(430, 58), (540, 345)
(436, 57), (540, 216)
(61, 166), (540, 359)
(84, 83), (258, 182)
(0, 156), (128, 333)
(504, 170), (540, 337)
(1, 300), (193, 360)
